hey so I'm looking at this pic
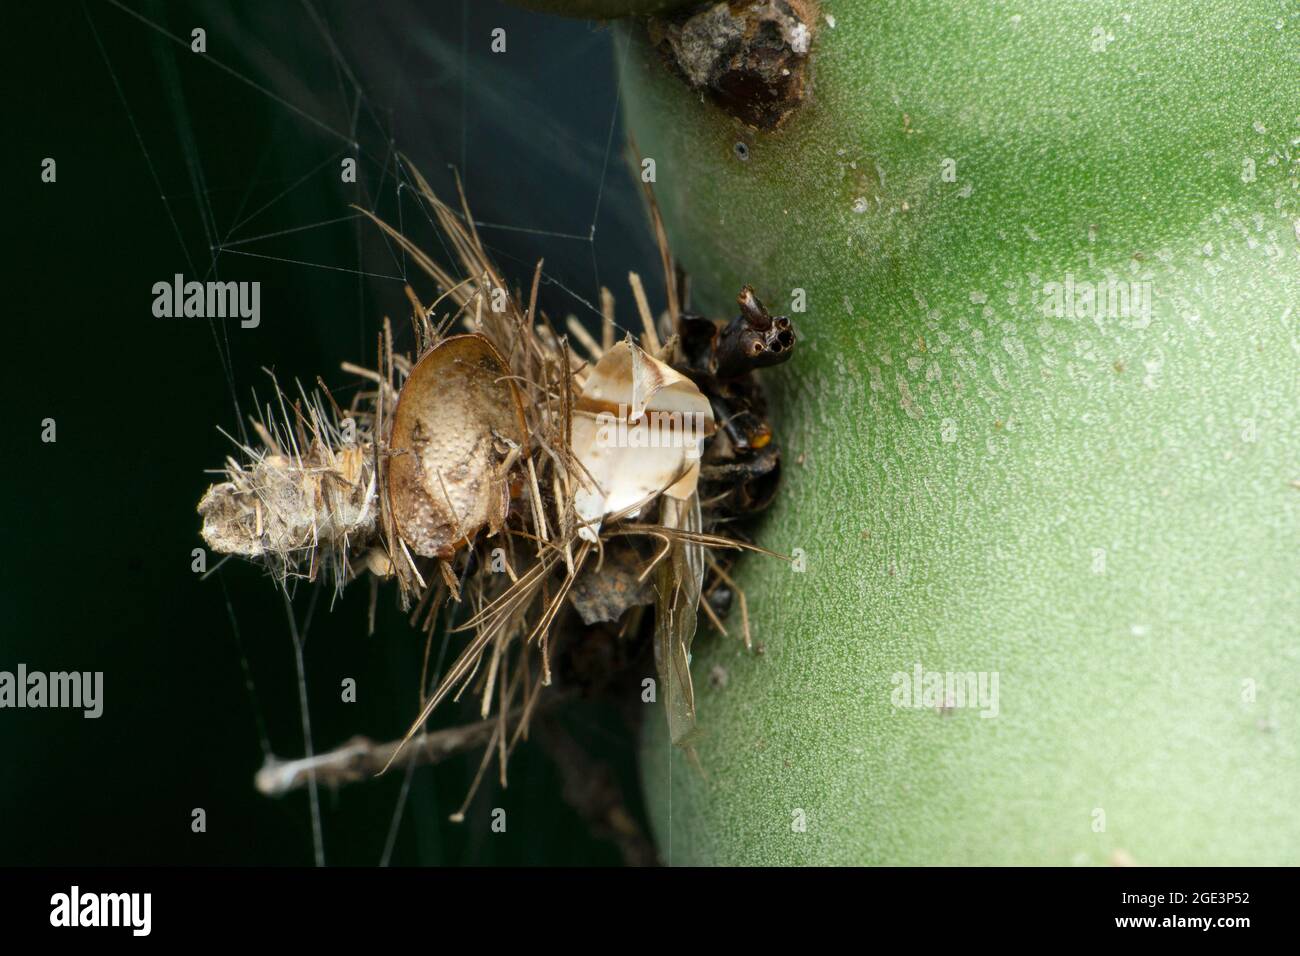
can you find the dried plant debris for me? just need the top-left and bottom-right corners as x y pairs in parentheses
(571, 340), (715, 539)
(568, 541), (654, 626)
(198, 382), (378, 592)
(677, 285), (793, 517)
(197, 163), (797, 815)
(648, 0), (817, 130)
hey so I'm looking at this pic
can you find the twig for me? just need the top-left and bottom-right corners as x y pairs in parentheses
(255, 690), (571, 797)
(255, 718), (500, 796)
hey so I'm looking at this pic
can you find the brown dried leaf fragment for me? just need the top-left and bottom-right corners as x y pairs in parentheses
(568, 542), (655, 625)
(648, 0), (817, 131)
(387, 333), (528, 559)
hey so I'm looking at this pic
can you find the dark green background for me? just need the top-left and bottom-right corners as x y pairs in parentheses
(5, 0), (662, 865)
